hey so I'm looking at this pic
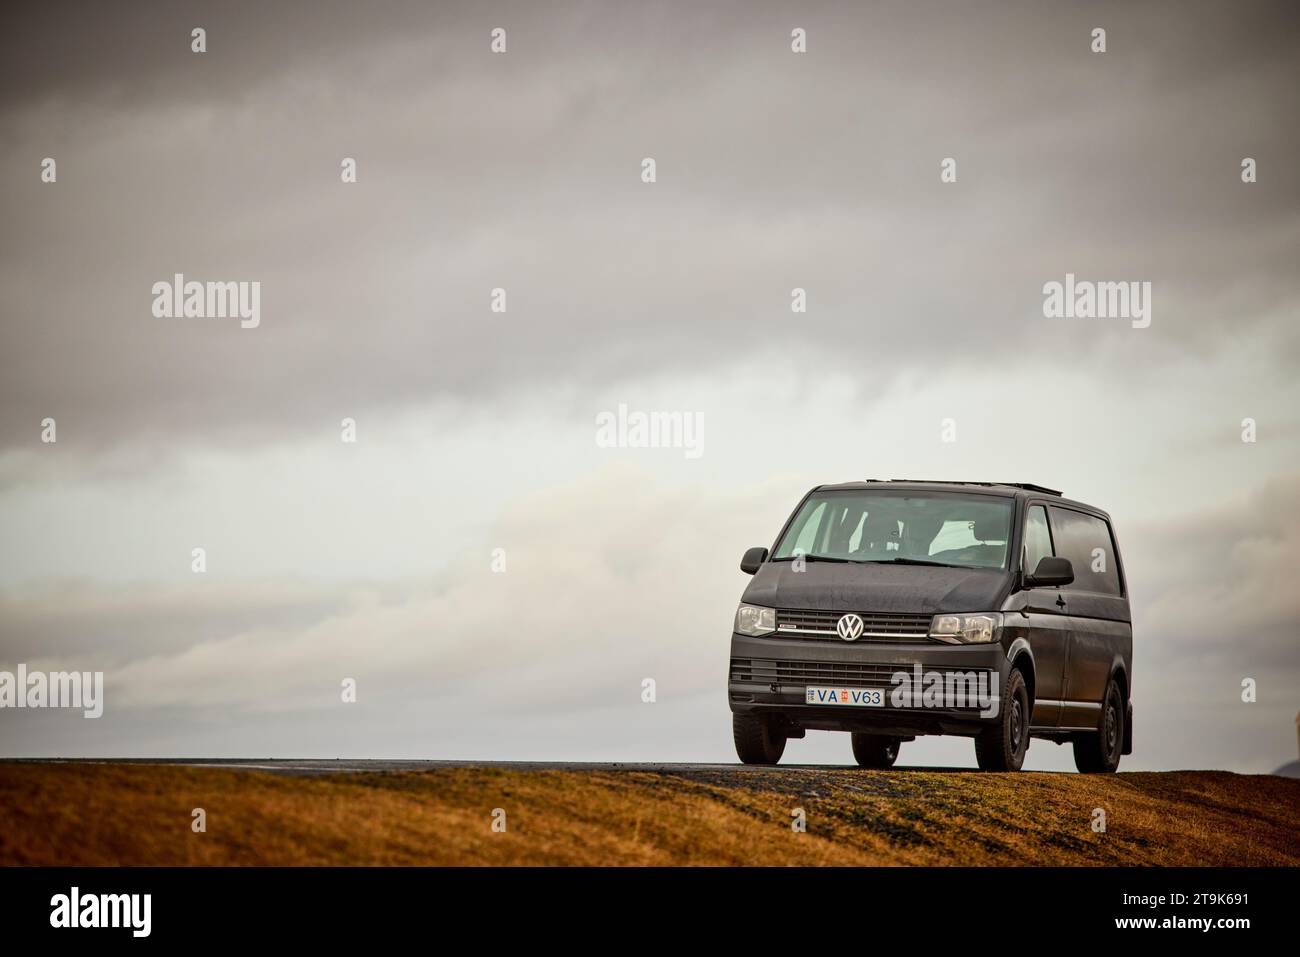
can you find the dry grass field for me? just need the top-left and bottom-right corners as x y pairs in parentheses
(1, 762), (1297, 866)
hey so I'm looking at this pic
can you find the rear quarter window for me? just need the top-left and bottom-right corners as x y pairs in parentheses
(1048, 506), (1122, 596)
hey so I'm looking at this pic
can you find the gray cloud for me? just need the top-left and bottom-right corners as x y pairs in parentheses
(0, 466), (785, 758)
(2, 1), (1297, 453)
(1124, 475), (1300, 769)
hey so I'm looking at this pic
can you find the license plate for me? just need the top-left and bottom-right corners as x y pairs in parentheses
(805, 686), (884, 707)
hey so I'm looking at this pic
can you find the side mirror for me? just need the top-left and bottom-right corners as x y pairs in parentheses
(740, 546), (769, 575)
(1024, 556), (1074, 588)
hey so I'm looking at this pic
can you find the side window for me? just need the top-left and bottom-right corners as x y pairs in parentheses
(1048, 507), (1121, 596)
(1023, 504), (1053, 573)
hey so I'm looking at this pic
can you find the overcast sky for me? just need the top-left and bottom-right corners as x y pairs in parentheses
(1, 1), (1298, 772)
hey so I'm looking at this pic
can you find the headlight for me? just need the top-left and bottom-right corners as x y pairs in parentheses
(734, 604), (777, 636)
(930, 612), (1002, 644)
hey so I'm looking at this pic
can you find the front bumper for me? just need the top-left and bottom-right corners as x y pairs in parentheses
(728, 632), (1010, 737)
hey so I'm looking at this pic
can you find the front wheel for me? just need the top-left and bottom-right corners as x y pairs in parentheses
(733, 713), (786, 765)
(1073, 679), (1124, 773)
(851, 733), (900, 768)
(974, 668), (1030, 772)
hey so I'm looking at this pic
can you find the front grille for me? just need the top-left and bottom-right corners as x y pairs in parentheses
(730, 657), (992, 702)
(732, 657), (901, 685)
(774, 609), (931, 641)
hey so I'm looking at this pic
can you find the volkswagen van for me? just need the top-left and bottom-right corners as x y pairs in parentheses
(728, 481), (1132, 772)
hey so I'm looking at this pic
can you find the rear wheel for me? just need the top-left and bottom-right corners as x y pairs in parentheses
(975, 668), (1030, 771)
(1073, 679), (1124, 773)
(851, 733), (900, 769)
(733, 713), (786, 765)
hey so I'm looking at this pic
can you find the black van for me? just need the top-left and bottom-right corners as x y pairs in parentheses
(728, 481), (1132, 772)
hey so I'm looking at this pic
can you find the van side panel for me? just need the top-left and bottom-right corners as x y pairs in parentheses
(1060, 616), (1132, 728)
(1047, 506), (1133, 728)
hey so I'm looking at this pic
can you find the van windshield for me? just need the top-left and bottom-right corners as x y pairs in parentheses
(771, 491), (1014, 570)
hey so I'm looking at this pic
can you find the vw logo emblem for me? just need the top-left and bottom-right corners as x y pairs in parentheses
(836, 613), (865, 642)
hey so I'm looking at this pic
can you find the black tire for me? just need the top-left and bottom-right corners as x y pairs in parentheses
(851, 733), (900, 769)
(1073, 679), (1124, 773)
(733, 713), (786, 765)
(974, 668), (1030, 772)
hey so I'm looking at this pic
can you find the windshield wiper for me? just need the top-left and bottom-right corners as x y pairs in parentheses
(864, 557), (965, 568)
(772, 554), (853, 563)
(774, 555), (965, 567)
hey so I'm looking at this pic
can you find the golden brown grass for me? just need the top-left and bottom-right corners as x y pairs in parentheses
(0, 763), (1296, 866)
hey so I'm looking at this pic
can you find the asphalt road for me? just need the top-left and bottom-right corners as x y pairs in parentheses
(1, 757), (1003, 777)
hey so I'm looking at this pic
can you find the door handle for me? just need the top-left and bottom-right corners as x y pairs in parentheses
(1055, 595), (1067, 609)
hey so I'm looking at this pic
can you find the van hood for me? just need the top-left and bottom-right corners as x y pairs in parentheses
(739, 561), (1012, 614)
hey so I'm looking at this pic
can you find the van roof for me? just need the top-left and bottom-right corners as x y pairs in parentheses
(818, 480), (1060, 496)
(811, 480), (1110, 518)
